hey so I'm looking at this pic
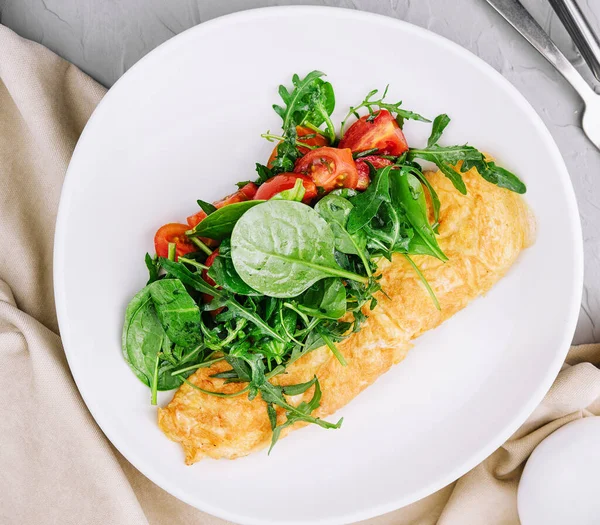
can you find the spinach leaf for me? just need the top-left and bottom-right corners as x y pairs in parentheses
(390, 170), (447, 261)
(298, 278), (347, 319)
(148, 279), (203, 348)
(122, 287), (183, 391)
(347, 166), (392, 234)
(208, 255), (260, 296)
(427, 113), (451, 147)
(230, 200), (368, 298)
(196, 199), (217, 215)
(186, 200), (265, 240)
(122, 287), (166, 387)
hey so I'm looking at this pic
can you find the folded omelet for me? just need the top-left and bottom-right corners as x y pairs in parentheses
(158, 167), (534, 464)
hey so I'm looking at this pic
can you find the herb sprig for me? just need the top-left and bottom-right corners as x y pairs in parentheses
(267, 71), (336, 173)
(340, 85), (430, 136)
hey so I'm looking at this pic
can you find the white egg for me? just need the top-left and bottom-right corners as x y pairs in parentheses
(518, 416), (600, 525)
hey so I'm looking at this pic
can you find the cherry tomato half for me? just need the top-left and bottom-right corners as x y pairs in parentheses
(354, 155), (394, 190)
(254, 173), (318, 204)
(154, 223), (196, 260)
(186, 183), (258, 228)
(267, 126), (329, 168)
(293, 147), (359, 192)
(339, 109), (409, 156)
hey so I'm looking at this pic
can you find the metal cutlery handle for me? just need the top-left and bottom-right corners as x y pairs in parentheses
(486, 0), (597, 104)
(548, 0), (600, 82)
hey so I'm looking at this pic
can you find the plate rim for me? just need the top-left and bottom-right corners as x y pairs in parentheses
(53, 5), (584, 524)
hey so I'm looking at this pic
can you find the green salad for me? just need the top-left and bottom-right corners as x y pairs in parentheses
(122, 70), (525, 451)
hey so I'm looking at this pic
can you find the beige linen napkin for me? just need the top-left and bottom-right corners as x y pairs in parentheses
(1, 24), (599, 525)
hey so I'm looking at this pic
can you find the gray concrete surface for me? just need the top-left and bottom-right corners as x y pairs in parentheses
(1, 0), (599, 343)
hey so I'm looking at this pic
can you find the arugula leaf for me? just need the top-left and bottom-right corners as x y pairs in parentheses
(282, 376), (318, 396)
(403, 162), (441, 230)
(347, 166), (392, 234)
(407, 145), (483, 195)
(462, 159), (527, 194)
(390, 169), (447, 261)
(159, 258), (287, 343)
(148, 279), (203, 348)
(314, 194), (371, 276)
(409, 145), (482, 165)
(255, 163), (273, 184)
(269, 71), (336, 172)
(274, 71), (326, 130)
(298, 278), (347, 320)
(263, 295), (278, 321)
(411, 114), (526, 194)
(254, 364), (342, 453)
(363, 200), (411, 257)
(301, 78), (336, 142)
(267, 403), (278, 430)
(231, 200), (369, 298)
(224, 355), (252, 382)
(186, 200), (265, 240)
(145, 253), (160, 284)
(267, 131), (300, 174)
(341, 85), (430, 135)
(403, 254), (440, 311)
(427, 114), (451, 148)
(353, 148), (379, 159)
(316, 326), (347, 366)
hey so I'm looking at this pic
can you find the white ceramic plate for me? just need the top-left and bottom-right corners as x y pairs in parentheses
(54, 6), (583, 525)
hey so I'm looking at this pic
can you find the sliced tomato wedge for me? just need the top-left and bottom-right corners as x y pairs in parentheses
(187, 183), (258, 228)
(293, 147), (359, 192)
(339, 109), (409, 156)
(254, 173), (317, 203)
(354, 155), (394, 190)
(267, 126), (329, 168)
(154, 223), (196, 260)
